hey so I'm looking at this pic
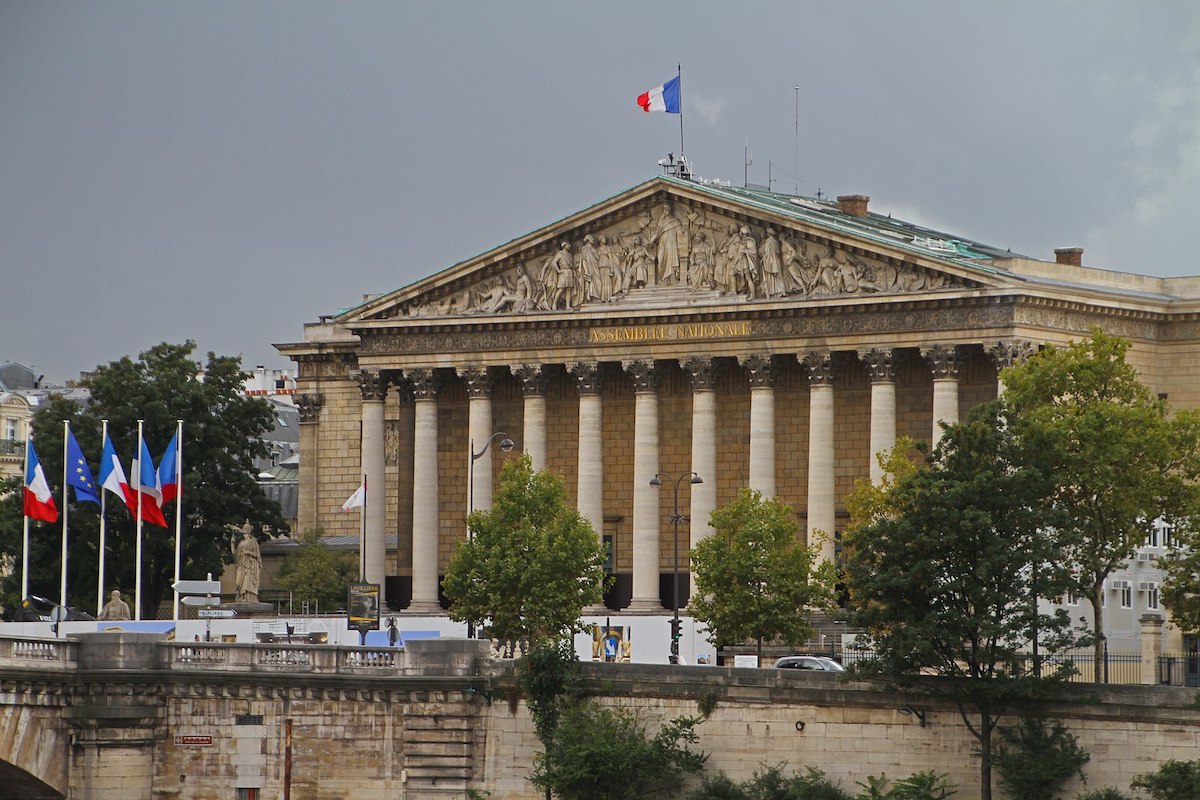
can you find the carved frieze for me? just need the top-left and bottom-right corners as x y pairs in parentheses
(388, 202), (970, 321)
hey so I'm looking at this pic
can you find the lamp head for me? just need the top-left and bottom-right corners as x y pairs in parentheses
(499, 437), (514, 453)
(649, 476), (663, 487)
(690, 474), (703, 485)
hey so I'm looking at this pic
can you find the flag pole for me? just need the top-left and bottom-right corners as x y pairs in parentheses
(360, 474), (367, 582)
(61, 420), (70, 610)
(172, 420), (183, 620)
(21, 440), (30, 601)
(135, 420), (144, 621)
(97, 420), (108, 618)
(677, 64), (685, 162)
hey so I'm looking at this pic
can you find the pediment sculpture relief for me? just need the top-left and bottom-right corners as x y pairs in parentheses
(395, 205), (964, 318)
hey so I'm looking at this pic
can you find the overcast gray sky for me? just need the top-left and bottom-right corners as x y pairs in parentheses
(3, 2), (1198, 385)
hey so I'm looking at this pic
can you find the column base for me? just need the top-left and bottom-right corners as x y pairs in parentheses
(403, 602), (446, 614)
(624, 598), (668, 613)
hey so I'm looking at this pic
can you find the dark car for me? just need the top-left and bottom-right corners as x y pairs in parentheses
(773, 655), (845, 672)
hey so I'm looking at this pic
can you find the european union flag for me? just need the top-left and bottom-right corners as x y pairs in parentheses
(66, 430), (100, 505)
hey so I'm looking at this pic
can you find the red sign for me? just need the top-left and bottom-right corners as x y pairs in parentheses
(174, 735), (214, 746)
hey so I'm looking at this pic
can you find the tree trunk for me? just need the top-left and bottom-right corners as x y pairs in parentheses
(979, 730), (993, 800)
(1092, 581), (1106, 684)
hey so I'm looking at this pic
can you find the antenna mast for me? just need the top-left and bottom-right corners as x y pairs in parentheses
(794, 85), (800, 195)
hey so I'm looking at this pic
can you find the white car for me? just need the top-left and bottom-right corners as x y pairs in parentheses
(773, 655), (845, 672)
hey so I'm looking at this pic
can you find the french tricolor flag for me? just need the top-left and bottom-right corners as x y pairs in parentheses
(23, 440), (58, 523)
(636, 75), (681, 114)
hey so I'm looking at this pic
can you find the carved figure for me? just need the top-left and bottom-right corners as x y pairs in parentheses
(650, 204), (685, 285)
(512, 267), (537, 312)
(468, 278), (518, 315)
(233, 531), (262, 604)
(782, 235), (816, 294)
(688, 231), (714, 290)
(760, 229), (786, 298)
(541, 242), (576, 310)
(734, 226), (761, 299)
(576, 234), (602, 304)
(595, 235), (618, 302)
(98, 589), (131, 621)
(623, 236), (653, 291)
(714, 224), (740, 294)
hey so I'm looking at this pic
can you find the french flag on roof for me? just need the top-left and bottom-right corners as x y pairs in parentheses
(636, 75), (681, 114)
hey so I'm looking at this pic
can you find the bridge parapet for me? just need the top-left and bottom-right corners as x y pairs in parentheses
(0, 636), (77, 672)
(166, 641), (406, 674)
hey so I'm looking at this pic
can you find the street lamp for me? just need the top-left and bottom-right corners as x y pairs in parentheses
(650, 471), (702, 664)
(467, 431), (515, 638)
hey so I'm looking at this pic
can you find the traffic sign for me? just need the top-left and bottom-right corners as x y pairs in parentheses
(173, 579), (221, 595)
(181, 596), (220, 607)
(198, 609), (236, 618)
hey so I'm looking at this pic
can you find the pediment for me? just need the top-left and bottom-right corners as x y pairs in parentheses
(343, 178), (1011, 325)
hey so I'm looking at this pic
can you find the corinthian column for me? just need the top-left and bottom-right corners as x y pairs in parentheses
(296, 392), (322, 534)
(355, 370), (389, 607)
(681, 357), (719, 549)
(570, 362), (604, 535)
(985, 340), (1036, 396)
(802, 352), (836, 564)
(624, 359), (663, 612)
(459, 367), (496, 513)
(740, 354), (776, 497)
(860, 348), (896, 483)
(408, 369), (441, 612)
(513, 364), (548, 470)
(922, 344), (959, 450)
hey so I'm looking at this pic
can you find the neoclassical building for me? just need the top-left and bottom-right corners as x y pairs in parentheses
(278, 175), (1200, 613)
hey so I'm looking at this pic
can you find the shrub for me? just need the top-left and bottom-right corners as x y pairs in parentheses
(857, 771), (956, 799)
(687, 764), (851, 800)
(1130, 759), (1200, 800)
(1075, 790), (1133, 800)
(993, 716), (1089, 800)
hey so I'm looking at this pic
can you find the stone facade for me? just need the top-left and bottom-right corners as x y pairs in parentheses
(278, 176), (1200, 622)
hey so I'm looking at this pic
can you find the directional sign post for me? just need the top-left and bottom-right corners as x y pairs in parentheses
(198, 609), (236, 619)
(173, 579), (221, 595)
(181, 596), (221, 607)
(174, 574), (224, 639)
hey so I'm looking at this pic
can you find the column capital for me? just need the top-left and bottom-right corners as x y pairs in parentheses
(406, 368), (439, 401)
(801, 351), (834, 386)
(738, 354), (775, 388)
(512, 363), (549, 397)
(569, 361), (604, 394)
(680, 357), (720, 391)
(296, 393), (323, 422)
(985, 340), (1037, 370)
(921, 344), (960, 380)
(457, 366), (494, 398)
(859, 348), (895, 383)
(354, 369), (390, 402)
(623, 359), (658, 393)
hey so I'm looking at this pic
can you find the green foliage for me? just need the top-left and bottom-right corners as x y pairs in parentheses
(688, 489), (836, 661)
(857, 771), (956, 799)
(688, 764), (852, 800)
(442, 455), (607, 650)
(516, 638), (585, 745)
(696, 687), (720, 718)
(1002, 330), (1200, 676)
(1075, 791), (1132, 800)
(993, 716), (1089, 800)
(0, 342), (288, 618)
(274, 528), (358, 611)
(844, 400), (1085, 800)
(531, 701), (707, 800)
(1130, 759), (1200, 800)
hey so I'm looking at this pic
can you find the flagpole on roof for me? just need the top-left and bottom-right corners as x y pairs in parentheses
(360, 475), (367, 582)
(21, 440), (30, 601)
(60, 420), (70, 610)
(135, 420), (144, 621)
(172, 420), (183, 621)
(97, 420), (108, 618)
(677, 64), (685, 163)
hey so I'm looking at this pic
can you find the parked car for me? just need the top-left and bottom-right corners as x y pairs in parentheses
(773, 655), (845, 672)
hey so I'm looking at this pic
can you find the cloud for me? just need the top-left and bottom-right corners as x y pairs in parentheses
(689, 93), (726, 127)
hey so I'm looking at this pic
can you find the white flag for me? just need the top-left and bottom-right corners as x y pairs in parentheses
(341, 482), (366, 512)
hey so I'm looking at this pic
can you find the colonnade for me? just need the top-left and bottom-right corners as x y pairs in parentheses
(344, 341), (1031, 612)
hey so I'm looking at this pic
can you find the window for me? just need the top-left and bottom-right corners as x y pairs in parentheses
(1065, 590), (1079, 606)
(1148, 587), (1160, 610)
(1120, 586), (1133, 609)
(236, 790), (259, 800)
(4, 418), (15, 441)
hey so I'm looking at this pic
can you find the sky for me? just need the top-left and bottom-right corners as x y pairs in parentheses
(3, 2), (1199, 386)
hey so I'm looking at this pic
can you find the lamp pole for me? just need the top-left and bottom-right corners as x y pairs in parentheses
(467, 431), (514, 638)
(650, 471), (702, 664)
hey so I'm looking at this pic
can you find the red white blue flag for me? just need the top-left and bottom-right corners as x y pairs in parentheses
(157, 431), (180, 505)
(99, 433), (136, 512)
(637, 75), (681, 114)
(23, 440), (58, 523)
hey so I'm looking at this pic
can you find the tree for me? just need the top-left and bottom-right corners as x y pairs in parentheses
(531, 701), (707, 800)
(0, 342), (289, 618)
(844, 400), (1084, 800)
(1002, 330), (1200, 679)
(688, 489), (836, 664)
(442, 454), (608, 651)
(275, 527), (358, 612)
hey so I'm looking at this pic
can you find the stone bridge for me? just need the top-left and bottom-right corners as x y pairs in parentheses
(1, 632), (1199, 800)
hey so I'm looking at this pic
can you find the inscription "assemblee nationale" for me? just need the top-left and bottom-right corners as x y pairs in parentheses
(587, 321), (753, 343)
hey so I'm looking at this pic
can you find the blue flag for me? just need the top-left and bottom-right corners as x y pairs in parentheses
(66, 429), (100, 505)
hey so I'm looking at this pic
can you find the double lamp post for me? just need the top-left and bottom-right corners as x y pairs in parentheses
(650, 471), (702, 664)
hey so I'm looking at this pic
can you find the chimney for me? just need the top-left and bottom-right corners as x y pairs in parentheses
(836, 194), (870, 217)
(1054, 247), (1084, 267)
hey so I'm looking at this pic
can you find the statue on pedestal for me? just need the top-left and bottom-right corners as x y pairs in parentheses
(232, 532), (262, 604)
(98, 590), (131, 621)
